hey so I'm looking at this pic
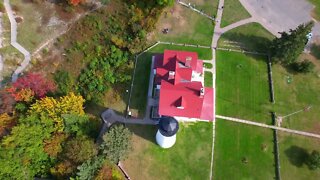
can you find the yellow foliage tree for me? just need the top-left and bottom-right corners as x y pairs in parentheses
(29, 93), (85, 132)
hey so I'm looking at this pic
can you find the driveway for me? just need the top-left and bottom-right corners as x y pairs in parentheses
(239, 0), (320, 39)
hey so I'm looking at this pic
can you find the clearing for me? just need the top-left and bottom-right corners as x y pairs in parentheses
(123, 122), (213, 180)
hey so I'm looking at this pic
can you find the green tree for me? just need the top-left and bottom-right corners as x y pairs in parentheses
(76, 155), (106, 180)
(270, 22), (314, 65)
(63, 136), (98, 164)
(100, 125), (132, 163)
(308, 150), (320, 170)
(0, 115), (55, 179)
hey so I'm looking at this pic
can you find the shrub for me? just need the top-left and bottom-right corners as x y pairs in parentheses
(54, 70), (74, 95)
(291, 60), (315, 73)
(63, 136), (98, 164)
(308, 150), (320, 170)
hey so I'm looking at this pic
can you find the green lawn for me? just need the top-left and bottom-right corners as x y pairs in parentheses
(214, 120), (275, 179)
(216, 50), (272, 124)
(204, 62), (213, 69)
(309, 0), (320, 20)
(278, 132), (320, 179)
(188, 0), (219, 17)
(272, 64), (320, 133)
(123, 122), (213, 180)
(218, 22), (274, 52)
(204, 71), (213, 87)
(130, 44), (212, 117)
(220, 0), (251, 28)
(154, 3), (214, 46)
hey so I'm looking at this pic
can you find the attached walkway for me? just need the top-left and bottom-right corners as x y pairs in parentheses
(4, 0), (31, 82)
(216, 115), (320, 139)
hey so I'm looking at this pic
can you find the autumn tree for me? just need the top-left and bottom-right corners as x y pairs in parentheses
(68, 0), (82, 6)
(29, 92), (85, 132)
(270, 22), (314, 65)
(7, 73), (56, 101)
(62, 136), (98, 164)
(0, 89), (15, 114)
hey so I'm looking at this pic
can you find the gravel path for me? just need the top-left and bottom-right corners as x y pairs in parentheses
(4, 0), (31, 82)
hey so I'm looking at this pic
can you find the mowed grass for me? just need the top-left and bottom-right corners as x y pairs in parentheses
(214, 120), (275, 179)
(123, 122), (213, 180)
(272, 64), (320, 133)
(155, 4), (214, 46)
(218, 22), (274, 52)
(204, 71), (213, 87)
(204, 62), (213, 69)
(188, 0), (219, 17)
(220, 0), (251, 27)
(216, 50), (271, 124)
(278, 132), (320, 179)
(130, 44), (212, 117)
(309, 0), (320, 20)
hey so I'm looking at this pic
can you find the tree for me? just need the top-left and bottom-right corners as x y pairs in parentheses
(0, 89), (15, 114)
(0, 115), (55, 179)
(62, 136), (98, 164)
(292, 60), (315, 73)
(29, 93), (85, 132)
(270, 22), (314, 65)
(100, 125), (132, 163)
(76, 155), (105, 180)
(68, 0), (82, 6)
(62, 114), (94, 136)
(308, 150), (320, 170)
(7, 73), (56, 100)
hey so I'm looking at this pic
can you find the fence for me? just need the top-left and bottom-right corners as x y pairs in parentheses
(267, 55), (275, 103)
(272, 112), (281, 180)
(178, 1), (215, 21)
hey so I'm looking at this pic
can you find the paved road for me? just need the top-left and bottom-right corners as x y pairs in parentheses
(239, 0), (320, 38)
(216, 115), (320, 139)
(4, 0), (31, 82)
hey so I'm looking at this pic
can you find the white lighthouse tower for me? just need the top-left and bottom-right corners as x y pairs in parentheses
(156, 117), (179, 148)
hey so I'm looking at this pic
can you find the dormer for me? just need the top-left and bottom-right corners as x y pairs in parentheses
(168, 71), (175, 80)
(200, 88), (205, 98)
(185, 56), (192, 67)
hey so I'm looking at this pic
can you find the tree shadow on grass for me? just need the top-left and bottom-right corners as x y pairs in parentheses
(284, 145), (309, 167)
(220, 32), (272, 55)
(127, 124), (158, 145)
(311, 44), (320, 60)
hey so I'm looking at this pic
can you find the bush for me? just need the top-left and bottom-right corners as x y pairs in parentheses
(308, 150), (320, 170)
(291, 60), (315, 73)
(54, 70), (74, 95)
(62, 136), (98, 164)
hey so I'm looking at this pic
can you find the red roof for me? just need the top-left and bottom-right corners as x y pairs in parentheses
(154, 50), (214, 121)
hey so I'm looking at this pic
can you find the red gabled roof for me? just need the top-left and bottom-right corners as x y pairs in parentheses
(154, 50), (214, 121)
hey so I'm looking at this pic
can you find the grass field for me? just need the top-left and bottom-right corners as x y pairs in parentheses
(123, 122), (213, 180)
(204, 62), (213, 69)
(308, 0), (320, 20)
(272, 63), (320, 133)
(154, 3), (214, 46)
(220, 0), (251, 28)
(188, 0), (219, 17)
(204, 71), (213, 87)
(130, 44), (212, 117)
(278, 132), (320, 179)
(214, 120), (275, 179)
(218, 22), (274, 52)
(216, 50), (271, 124)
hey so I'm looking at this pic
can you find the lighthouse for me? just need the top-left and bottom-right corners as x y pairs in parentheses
(156, 117), (179, 148)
